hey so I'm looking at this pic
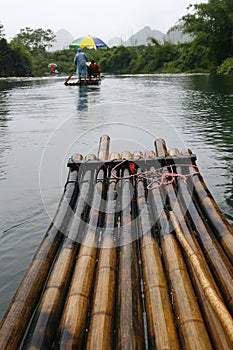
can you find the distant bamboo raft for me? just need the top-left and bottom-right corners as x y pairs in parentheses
(0, 135), (233, 350)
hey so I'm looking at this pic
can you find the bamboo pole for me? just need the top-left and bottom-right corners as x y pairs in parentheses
(165, 160), (233, 349)
(116, 155), (145, 349)
(154, 144), (233, 348)
(54, 136), (110, 349)
(23, 167), (93, 349)
(151, 139), (213, 349)
(154, 138), (167, 157)
(85, 236), (116, 350)
(170, 211), (233, 344)
(56, 169), (105, 349)
(144, 149), (156, 158)
(168, 181), (232, 346)
(184, 150), (233, 262)
(86, 156), (118, 350)
(159, 212), (213, 349)
(97, 135), (110, 161)
(175, 165), (233, 313)
(136, 168), (180, 349)
(64, 71), (74, 85)
(0, 167), (80, 350)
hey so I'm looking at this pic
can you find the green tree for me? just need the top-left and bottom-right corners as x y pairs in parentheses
(175, 42), (210, 72)
(182, 0), (233, 66)
(0, 38), (32, 76)
(13, 27), (56, 52)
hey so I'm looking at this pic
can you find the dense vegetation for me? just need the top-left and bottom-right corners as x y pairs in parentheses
(0, 0), (232, 77)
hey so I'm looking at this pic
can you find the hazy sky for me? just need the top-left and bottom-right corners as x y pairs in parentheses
(2, 0), (204, 42)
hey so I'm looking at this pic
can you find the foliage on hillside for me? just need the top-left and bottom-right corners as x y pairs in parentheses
(182, 0), (233, 67)
(0, 0), (233, 77)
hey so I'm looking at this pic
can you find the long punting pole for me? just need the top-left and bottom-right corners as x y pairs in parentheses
(0, 162), (81, 350)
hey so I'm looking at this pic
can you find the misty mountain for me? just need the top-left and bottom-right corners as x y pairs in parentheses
(51, 29), (74, 51)
(107, 25), (191, 48)
(50, 25), (191, 51)
(124, 26), (164, 46)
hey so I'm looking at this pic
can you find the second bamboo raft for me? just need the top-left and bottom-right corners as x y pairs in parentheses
(0, 135), (233, 350)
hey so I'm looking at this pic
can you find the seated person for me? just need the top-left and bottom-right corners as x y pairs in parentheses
(88, 60), (100, 79)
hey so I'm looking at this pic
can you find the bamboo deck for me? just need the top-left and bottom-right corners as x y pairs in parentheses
(64, 79), (101, 86)
(0, 135), (233, 349)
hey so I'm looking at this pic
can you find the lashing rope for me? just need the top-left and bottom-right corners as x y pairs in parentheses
(111, 159), (199, 190)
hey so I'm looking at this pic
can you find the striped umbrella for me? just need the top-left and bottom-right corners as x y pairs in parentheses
(69, 36), (107, 50)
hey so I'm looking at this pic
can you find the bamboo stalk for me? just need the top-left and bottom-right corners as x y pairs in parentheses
(159, 214), (213, 349)
(0, 168), (80, 350)
(136, 172), (180, 349)
(57, 231), (97, 350)
(153, 144), (233, 348)
(121, 151), (132, 160)
(55, 137), (110, 349)
(23, 168), (93, 349)
(149, 143), (212, 349)
(175, 168), (233, 313)
(116, 161), (145, 349)
(144, 149), (156, 158)
(56, 170), (105, 349)
(97, 135), (110, 160)
(85, 236), (116, 350)
(27, 138), (110, 349)
(154, 138), (168, 157)
(170, 210), (233, 343)
(185, 152), (233, 262)
(166, 164), (233, 349)
(86, 162), (118, 349)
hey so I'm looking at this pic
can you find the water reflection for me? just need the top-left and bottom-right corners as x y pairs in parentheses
(76, 85), (101, 111)
(0, 82), (11, 180)
(179, 75), (233, 220)
(77, 86), (88, 111)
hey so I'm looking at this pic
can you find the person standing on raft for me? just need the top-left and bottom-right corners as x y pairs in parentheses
(74, 48), (87, 83)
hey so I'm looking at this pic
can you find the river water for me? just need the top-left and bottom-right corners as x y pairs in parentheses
(0, 74), (233, 319)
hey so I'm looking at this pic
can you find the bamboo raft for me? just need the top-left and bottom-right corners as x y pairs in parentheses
(64, 71), (101, 86)
(64, 79), (101, 86)
(0, 135), (233, 349)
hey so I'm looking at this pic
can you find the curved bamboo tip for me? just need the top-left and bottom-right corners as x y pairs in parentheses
(99, 135), (110, 142)
(85, 154), (97, 160)
(98, 135), (111, 160)
(144, 150), (156, 158)
(154, 138), (168, 156)
(71, 153), (83, 161)
(181, 148), (193, 155)
(168, 148), (180, 156)
(109, 152), (121, 160)
(121, 151), (132, 160)
(133, 151), (144, 159)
